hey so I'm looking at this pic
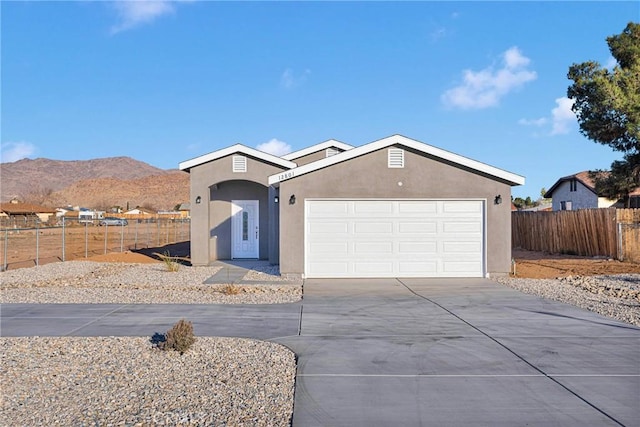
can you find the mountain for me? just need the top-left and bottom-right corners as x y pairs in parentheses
(0, 157), (189, 210)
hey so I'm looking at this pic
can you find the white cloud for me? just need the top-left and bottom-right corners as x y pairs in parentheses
(256, 139), (292, 156)
(110, 1), (189, 34)
(604, 56), (617, 70)
(518, 96), (576, 136)
(0, 141), (37, 163)
(550, 96), (576, 135)
(280, 68), (311, 90)
(518, 117), (548, 127)
(441, 46), (537, 109)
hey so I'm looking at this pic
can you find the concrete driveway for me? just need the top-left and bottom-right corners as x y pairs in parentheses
(2, 278), (638, 426)
(275, 278), (639, 427)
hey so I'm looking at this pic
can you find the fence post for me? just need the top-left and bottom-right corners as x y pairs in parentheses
(104, 225), (108, 255)
(120, 223), (124, 252)
(36, 223), (40, 266)
(618, 222), (623, 261)
(85, 221), (89, 259)
(62, 217), (66, 262)
(134, 220), (138, 250)
(3, 229), (8, 271)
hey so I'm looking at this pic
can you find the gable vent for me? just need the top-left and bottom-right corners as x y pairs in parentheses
(326, 148), (340, 158)
(388, 148), (404, 168)
(233, 155), (247, 172)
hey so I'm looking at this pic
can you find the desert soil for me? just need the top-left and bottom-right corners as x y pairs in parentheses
(511, 249), (640, 278)
(81, 248), (640, 279)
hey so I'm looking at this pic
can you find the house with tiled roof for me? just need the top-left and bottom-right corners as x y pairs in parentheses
(544, 171), (640, 211)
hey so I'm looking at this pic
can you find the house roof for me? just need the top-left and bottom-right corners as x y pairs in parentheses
(281, 139), (354, 161)
(0, 202), (56, 215)
(544, 171), (640, 198)
(268, 134), (525, 186)
(179, 144), (297, 171)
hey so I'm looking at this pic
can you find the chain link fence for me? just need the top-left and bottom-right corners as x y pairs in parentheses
(1, 218), (190, 271)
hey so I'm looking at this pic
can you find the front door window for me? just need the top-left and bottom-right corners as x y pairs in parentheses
(231, 200), (259, 258)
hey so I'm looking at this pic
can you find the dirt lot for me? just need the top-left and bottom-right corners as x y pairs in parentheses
(82, 248), (640, 280)
(511, 249), (640, 278)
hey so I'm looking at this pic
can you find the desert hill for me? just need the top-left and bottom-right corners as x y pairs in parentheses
(1, 157), (189, 211)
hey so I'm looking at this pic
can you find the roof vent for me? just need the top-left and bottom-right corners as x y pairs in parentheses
(388, 148), (404, 168)
(326, 148), (340, 157)
(233, 155), (247, 172)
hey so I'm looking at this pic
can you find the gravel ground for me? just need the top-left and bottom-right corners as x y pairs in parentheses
(0, 336), (295, 426)
(0, 262), (300, 426)
(493, 274), (640, 326)
(0, 261), (302, 304)
(3, 262), (639, 426)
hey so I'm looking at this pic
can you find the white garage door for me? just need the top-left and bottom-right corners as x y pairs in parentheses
(305, 200), (485, 278)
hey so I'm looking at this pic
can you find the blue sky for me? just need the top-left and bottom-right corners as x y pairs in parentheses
(2, 1), (638, 199)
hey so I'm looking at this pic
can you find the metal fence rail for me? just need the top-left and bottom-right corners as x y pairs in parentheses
(1, 218), (190, 271)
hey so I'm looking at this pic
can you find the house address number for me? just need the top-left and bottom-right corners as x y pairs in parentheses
(278, 171), (295, 180)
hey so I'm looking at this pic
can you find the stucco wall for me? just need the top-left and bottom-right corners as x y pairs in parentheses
(550, 181), (598, 211)
(291, 148), (347, 166)
(278, 145), (514, 277)
(188, 154), (288, 266)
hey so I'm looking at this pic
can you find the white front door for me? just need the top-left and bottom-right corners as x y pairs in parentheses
(231, 200), (259, 259)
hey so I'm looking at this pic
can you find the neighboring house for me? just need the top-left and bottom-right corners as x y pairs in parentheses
(0, 200), (56, 224)
(544, 171), (640, 211)
(125, 208), (155, 216)
(179, 134), (525, 278)
(177, 203), (191, 218)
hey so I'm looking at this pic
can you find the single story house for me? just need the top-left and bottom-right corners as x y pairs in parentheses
(179, 134), (525, 278)
(0, 200), (56, 224)
(544, 171), (640, 211)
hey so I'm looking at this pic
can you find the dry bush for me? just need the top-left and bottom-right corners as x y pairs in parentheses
(220, 284), (242, 295)
(158, 319), (195, 354)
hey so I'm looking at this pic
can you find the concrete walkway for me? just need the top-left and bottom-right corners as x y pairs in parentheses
(2, 278), (638, 426)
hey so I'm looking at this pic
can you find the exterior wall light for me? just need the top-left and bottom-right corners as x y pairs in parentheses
(494, 195), (502, 205)
(289, 195), (296, 205)
(195, 196), (202, 204)
(274, 196), (279, 203)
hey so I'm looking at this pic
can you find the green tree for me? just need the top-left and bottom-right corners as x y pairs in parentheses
(567, 22), (640, 206)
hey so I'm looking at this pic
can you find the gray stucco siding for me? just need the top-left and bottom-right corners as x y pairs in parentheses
(278, 145), (513, 277)
(292, 148), (346, 166)
(550, 181), (597, 211)
(188, 154), (288, 266)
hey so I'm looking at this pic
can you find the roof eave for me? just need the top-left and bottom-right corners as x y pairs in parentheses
(179, 144), (297, 171)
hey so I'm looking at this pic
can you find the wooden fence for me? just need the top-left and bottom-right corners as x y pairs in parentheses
(512, 208), (640, 261)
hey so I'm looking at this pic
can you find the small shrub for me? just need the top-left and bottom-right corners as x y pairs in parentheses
(220, 284), (242, 295)
(156, 251), (180, 272)
(158, 319), (195, 354)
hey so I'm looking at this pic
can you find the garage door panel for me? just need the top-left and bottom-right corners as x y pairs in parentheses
(354, 242), (394, 254)
(308, 262), (349, 276)
(442, 221), (482, 233)
(305, 200), (484, 278)
(353, 262), (394, 275)
(354, 222), (393, 234)
(398, 201), (437, 214)
(443, 261), (483, 274)
(309, 222), (349, 234)
(443, 241), (483, 253)
(398, 222), (437, 233)
(398, 262), (438, 274)
(354, 201), (394, 214)
(309, 242), (349, 254)
(398, 242), (438, 253)
(307, 201), (350, 216)
(442, 201), (483, 213)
